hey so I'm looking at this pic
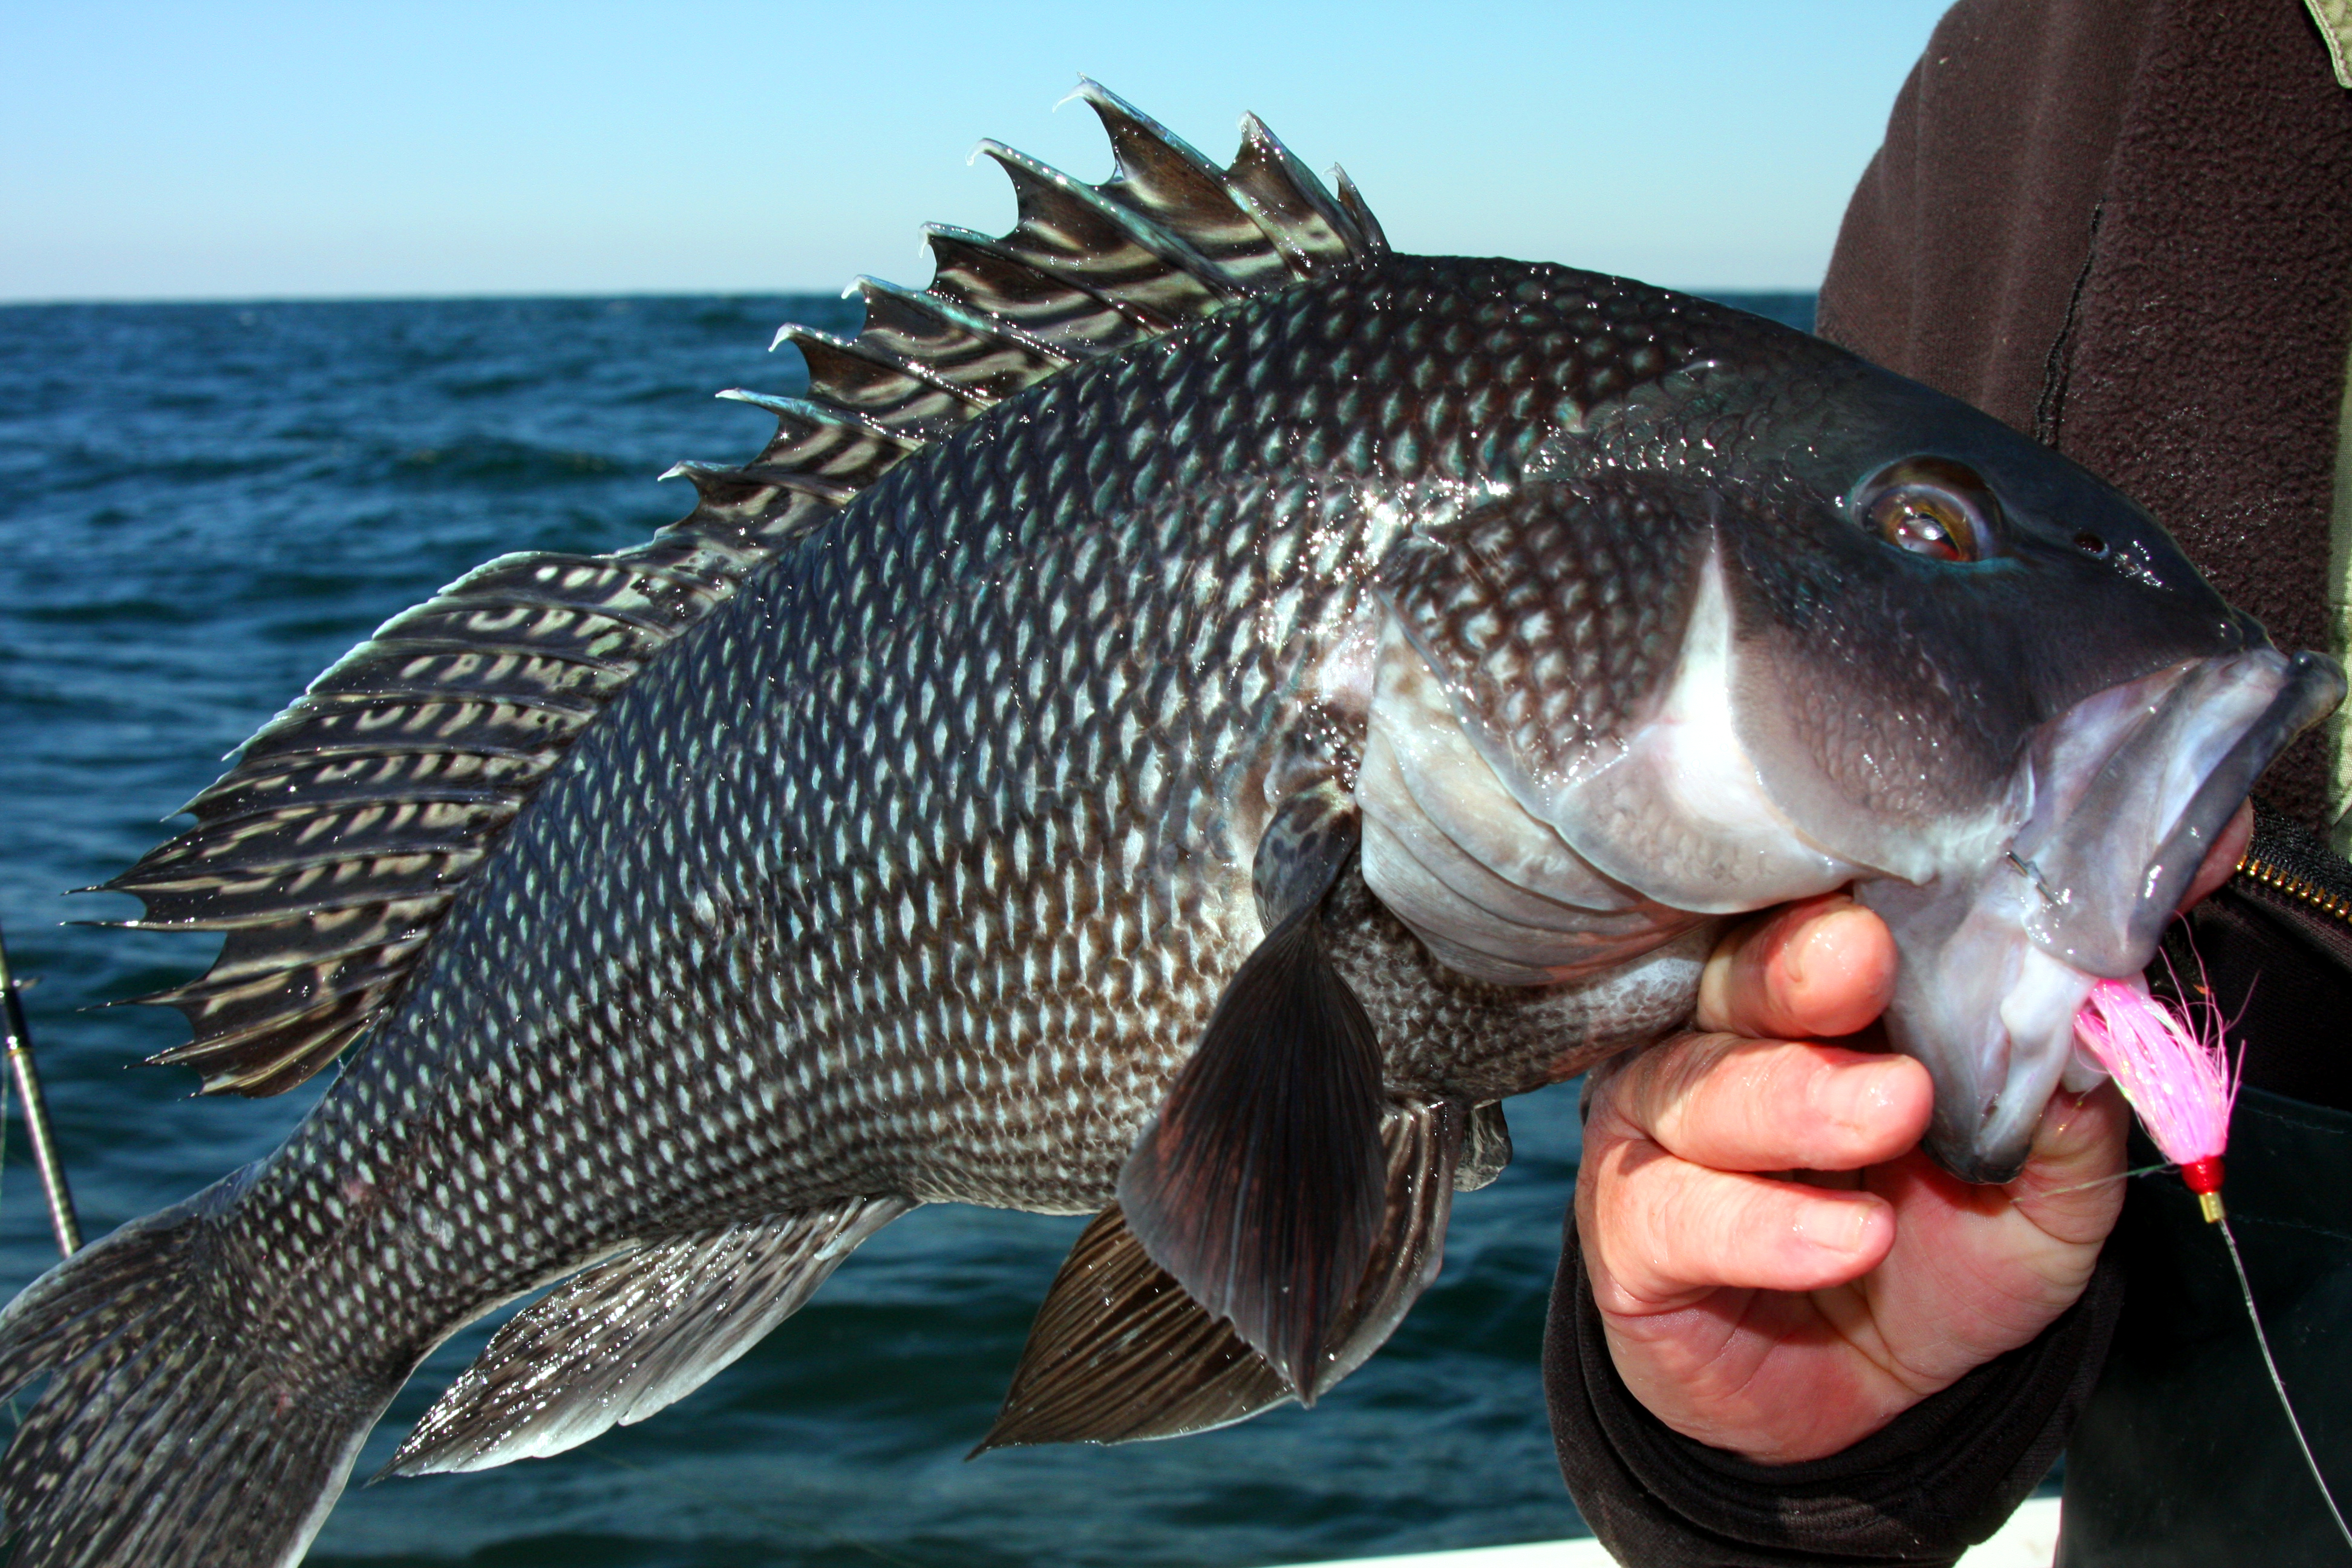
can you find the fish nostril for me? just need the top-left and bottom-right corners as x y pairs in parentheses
(2073, 531), (2108, 557)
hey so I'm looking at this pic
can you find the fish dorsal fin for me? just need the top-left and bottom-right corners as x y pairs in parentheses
(979, 1099), (1474, 1451)
(100, 85), (1385, 1095)
(387, 1195), (912, 1476)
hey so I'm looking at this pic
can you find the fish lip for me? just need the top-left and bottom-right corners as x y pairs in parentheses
(2013, 648), (2345, 978)
(2126, 648), (2346, 919)
(1938, 1143), (2029, 1187)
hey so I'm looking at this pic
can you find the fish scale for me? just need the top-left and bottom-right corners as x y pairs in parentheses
(2, 88), (2336, 1566)
(201, 256), (1726, 1405)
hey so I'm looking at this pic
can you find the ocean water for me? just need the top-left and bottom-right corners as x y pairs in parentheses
(0, 289), (1813, 1567)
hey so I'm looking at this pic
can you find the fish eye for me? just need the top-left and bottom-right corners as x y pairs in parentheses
(1855, 457), (1999, 564)
(1872, 488), (1976, 562)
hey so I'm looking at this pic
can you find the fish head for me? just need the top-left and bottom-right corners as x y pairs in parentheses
(1368, 337), (2342, 1181)
(1711, 358), (2343, 1180)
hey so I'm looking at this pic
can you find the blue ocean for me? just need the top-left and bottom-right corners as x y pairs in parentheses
(0, 289), (1812, 1567)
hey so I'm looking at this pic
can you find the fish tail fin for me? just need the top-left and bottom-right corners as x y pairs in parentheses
(0, 1174), (390, 1567)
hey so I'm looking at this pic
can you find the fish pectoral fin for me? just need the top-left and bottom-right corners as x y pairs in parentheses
(983, 1098), (1471, 1449)
(1248, 774), (1363, 929)
(1115, 781), (1385, 1402)
(385, 1195), (913, 1477)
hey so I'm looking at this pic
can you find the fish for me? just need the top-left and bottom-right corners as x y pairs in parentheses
(0, 83), (2337, 1567)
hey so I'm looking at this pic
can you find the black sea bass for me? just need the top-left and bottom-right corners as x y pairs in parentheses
(0, 88), (2337, 1566)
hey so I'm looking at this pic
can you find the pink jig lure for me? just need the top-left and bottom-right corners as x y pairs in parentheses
(2071, 976), (2351, 1549)
(2072, 978), (2235, 1219)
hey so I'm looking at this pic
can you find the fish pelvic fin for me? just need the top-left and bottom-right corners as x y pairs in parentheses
(96, 84), (1383, 1097)
(1114, 780), (1385, 1401)
(0, 1169), (394, 1567)
(982, 1097), (1483, 1450)
(387, 1195), (913, 1477)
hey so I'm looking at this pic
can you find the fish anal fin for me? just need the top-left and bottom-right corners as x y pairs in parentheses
(1328, 1097), (1462, 1386)
(387, 1196), (912, 1477)
(983, 1098), (1468, 1450)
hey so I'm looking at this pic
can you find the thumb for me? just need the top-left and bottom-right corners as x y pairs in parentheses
(2007, 1080), (2130, 1247)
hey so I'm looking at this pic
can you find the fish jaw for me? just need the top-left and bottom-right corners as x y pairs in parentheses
(1859, 871), (2096, 1183)
(1859, 646), (2345, 1182)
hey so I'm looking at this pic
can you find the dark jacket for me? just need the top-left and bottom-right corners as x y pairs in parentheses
(1545, 2), (2352, 1561)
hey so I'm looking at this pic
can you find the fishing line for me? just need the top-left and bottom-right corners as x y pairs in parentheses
(2074, 978), (2352, 1550)
(2036, 1161), (2169, 1199)
(2212, 1212), (2352, 1551)
(0, 1028), (13, 1210)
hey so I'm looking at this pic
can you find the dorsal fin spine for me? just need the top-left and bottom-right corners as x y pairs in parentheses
(1332, 168), (1391, 256)
(773, 325), (996, 406)
(105, 90), (1387, 1096)
(1225, 114), (1366, 270)
(1074, 79), (1226, 194)
(978, 140), (1249, 302)
(716, 387), (926, 444)
(920, 224), (1175, 335)
(848, 275), (1074, 365)
(662, 462), (859, 508)
(1071, 83), (1305, 294)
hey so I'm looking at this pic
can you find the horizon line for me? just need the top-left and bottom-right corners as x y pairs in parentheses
(0, 283), (1824, 310)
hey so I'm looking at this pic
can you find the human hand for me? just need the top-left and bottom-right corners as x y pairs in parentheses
(1574, 894), (2127, 1463)
(1574, 802), (2250, 1463)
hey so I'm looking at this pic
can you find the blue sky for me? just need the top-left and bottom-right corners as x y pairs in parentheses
(1, 1), (1952, 302)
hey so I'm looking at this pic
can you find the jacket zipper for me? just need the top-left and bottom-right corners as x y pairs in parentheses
(2235, 852), (2352, 926)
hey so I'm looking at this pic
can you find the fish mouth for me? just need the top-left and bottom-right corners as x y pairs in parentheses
(1861, 647), (2344, 1183)
(2010, 649), (2345, 976)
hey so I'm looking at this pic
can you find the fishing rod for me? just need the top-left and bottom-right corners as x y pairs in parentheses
(0, 921), (79, 1257)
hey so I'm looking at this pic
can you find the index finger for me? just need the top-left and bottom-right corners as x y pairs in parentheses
(1595, 1031), (1932, 1174)
(1695, 894), (1897, 1041)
